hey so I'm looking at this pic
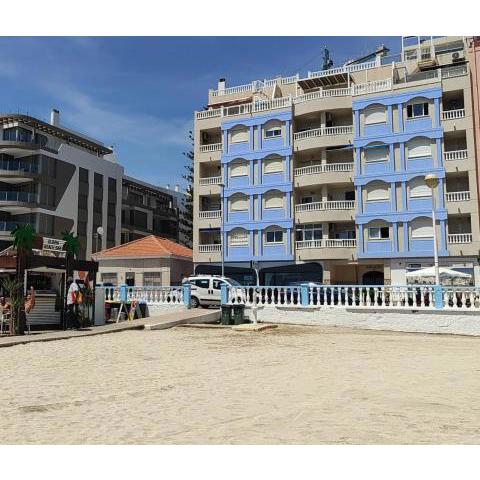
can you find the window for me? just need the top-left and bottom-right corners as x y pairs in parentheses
(34, 133), (48, 147)
(45, 185), (56, 207)
(407, 102), (429, 119)
(264, 191), (284, 209)
(364, 105), (387, 125)
(230, 127), (249, 143)
(229, 160), (248, 177)
(229, 194), (248, 212)
(265, 127), (282, 138)
(366, 182), (389, 202)
(79, 167), (89, 184)
(94, 198), (103, 213)
(301, 196), (313, 204)
(365, 145), (389, 163)
(101, 273), (118, 286)
(345, 191), (355, 201)
(265, 230), (283, 244)
(296, 224), (322, 242)
(229, 229), (249, 246)
(407, 137), (431, 159)
(77, 221), (87, 236)
(143, 272), (163, 286)
(79, 193), (88, 210)
(212, 279), (226, 290)
(194, 279), (210, 289)
(411, 218), (434, 238)
(264, 157), (283, 174)
(410, 177), (432, 198)
(94, 173), (103, 187)
(369, 226), (390, 240)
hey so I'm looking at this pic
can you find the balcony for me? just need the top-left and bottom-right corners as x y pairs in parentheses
(0, 221), (25, 233)
(295, 200), (355, 213)
(199, 143), (222, 154)
(447, 233), (472, 244)
(0, 191), (38, 204)
(199, 210), (221, 219)
(293, 125), (353, 141)
(198, 244), (222, 253)
(294, 162), (354, 177)
(441, 109), (465, 121)
(444, 149), (468, 161)
(446, 191), (470, 202)
(199, 176), (222, 186)
(296, 239), (357, 249)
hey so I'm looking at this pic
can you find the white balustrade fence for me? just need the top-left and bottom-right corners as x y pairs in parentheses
(296, 239), (356, 249)
(295, 200), (355, 212)
(294, 162), (354, 176)
(446, 191), (470, 202)
(100, 286), (185, 306)
(294, 125), (353, 141)
(224, 285), (480, 311)
(199, 176), (222, 186)
(447, 233), (473, 244)
(442, 109), (465, 120)
(198, 244), (222, 253)
(196, 108), (222, 120)
(199, 143), (222, 153)
(199, 210), (221, 219)
(444, 150), (468, 161)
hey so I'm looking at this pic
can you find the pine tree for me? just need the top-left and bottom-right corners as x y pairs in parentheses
(180, 130), (194, 247)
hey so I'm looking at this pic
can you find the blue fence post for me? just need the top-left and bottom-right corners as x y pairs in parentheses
(183, 283), (191, 309)
(220, 284), (228, 305)
(300, 285), (309, 306)
(434, 285), (444, 309)
(119, 284), (128, 303)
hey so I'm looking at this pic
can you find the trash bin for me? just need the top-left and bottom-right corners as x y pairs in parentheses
(221, 305), (233, 325)
(232, 304), (245, 325)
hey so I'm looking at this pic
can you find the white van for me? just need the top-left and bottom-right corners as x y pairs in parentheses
(183, 275), (242, 308)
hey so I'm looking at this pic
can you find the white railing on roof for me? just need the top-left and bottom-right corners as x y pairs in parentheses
(211, 83), (254, 97)
(281, 75), (300, 85)
(293, 125), (353, 141)
(196, 108), (222, 120)
(252, 96), (292, 112)
(308, 61), (377, 79)
(199, 143), (222, 153)
(294, 163), (354, 176)
(442, 109), (465, 121)
(199, 210), (221, 219)
(296, 239), (356, 249)
(198, 244), (222, 253)
(295, 200), (355, 212)
(446, 191), (470, 202)
(447, 233), (473, 244)
(199, 176), (222, 186)
(352, 78), (392, 96)
(444, 150), (468, 161)
(441, 64), (468, 79)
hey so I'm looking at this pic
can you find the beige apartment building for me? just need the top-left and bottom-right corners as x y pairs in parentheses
(193, 36), (480, 285)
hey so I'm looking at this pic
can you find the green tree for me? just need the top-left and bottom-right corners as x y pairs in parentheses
(62, 231), (80, 259)
(180, 130), (194, 247)
(11, 224), (36, 335)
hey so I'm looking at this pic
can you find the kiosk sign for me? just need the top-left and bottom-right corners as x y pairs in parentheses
(42, 237), (66, 253)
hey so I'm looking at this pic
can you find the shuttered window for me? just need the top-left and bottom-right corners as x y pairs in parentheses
(229, 229), (249, 246)
(264, 157), (283, 174)
(365, 145), (389, 163)
(366, 182), (389, 201)
(411, 218), (434, 238)
(230, 195), (249, 211)
(143, 272), (163, 286)
(229, 161), (248, 177)
(407, 137), (431, 158)
(230, 127), (249, 143)
(410, 177), (432, 198)
(264, 191), (284, 209)
(364, 105), (387, 125)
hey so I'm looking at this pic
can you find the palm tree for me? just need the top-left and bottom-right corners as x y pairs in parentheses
(62, 231), (80, 259)
(1, 277), (23, 335)
(11, 224), (36, 335)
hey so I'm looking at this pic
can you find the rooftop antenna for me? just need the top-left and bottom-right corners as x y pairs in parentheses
(322, 46), (334, 71)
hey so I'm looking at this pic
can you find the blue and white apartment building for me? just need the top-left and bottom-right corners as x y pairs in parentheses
(194, 36), (480, 285)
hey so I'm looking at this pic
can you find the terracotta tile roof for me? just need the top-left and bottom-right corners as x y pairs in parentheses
(93, 235), (192, 260)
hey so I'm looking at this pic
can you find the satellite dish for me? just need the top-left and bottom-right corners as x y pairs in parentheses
(96, 226), (104, 236)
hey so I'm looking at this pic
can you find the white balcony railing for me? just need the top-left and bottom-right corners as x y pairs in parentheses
(351, 78), (392, 96)
(293, 125), (353, 141)
(441, 64), (468, 79)
(199, 143), (222, 153)
(199, 176), (222, 186)
(446, 191), (471, 202)
(308, 60), (377, 79)
(198, 244), (222, 253)
(294, 162), (354, 177)
(296, 239), (357, 249)
(442, 109), (465, 121)
(211, 83), (254, 97)
(196, 108), (222, 120)
(199, 210), (221, 219)
(295, 200), (355, 212)
(444, 150), (468, 161)
(447, 233), (473, 244)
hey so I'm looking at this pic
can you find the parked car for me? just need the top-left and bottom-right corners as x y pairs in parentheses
(183, 275), (243, 308)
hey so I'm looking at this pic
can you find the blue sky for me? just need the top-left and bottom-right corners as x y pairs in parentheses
(0, 36), (400, 189)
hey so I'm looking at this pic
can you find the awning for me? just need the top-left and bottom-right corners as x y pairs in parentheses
(298, 72), (350, 90)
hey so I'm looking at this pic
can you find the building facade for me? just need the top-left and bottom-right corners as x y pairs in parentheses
(193, 36), (480, 285)
(121, 176), (181, 245)
(0, 109), (124, 259)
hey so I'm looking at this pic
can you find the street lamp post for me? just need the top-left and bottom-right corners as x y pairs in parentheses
(425, 174), (440, 286)
(219, 182), (225, 278)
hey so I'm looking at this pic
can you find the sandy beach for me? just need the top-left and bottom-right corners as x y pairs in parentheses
(1, 324), (480, 444)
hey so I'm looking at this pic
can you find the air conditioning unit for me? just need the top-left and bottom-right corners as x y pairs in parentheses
(452, 51), (465, 63)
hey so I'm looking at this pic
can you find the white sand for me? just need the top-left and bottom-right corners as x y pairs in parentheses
(1, 325), (480, 444)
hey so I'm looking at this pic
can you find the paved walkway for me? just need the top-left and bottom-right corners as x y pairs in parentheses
(0, 308), (220, 348)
